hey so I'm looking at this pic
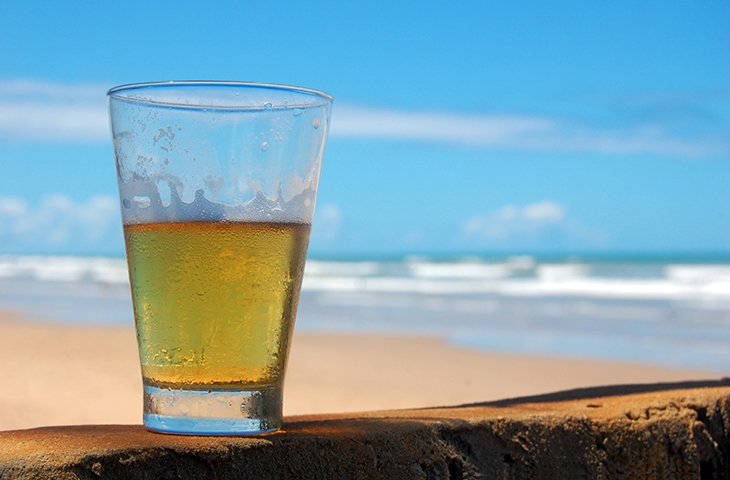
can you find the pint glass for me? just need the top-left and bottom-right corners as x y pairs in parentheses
(108, 82), (332, 435)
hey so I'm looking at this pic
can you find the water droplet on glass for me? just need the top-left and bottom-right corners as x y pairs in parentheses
(132, 195), (151, 209)
(263, 102), (273, 111)
(122, 198), (132, 209)
(313, 118), (321, 129)
(292, 108), (304, 116)
(261, 142), (269, 151)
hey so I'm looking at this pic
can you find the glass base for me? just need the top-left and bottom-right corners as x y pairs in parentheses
(143, 384), (282, 435)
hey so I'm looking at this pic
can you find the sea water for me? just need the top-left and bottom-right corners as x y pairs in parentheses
(0, 254), (728, 372)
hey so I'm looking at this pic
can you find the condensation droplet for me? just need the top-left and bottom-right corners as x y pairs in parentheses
(263, 102), (273, 110)
(261, 142), (269, 151)
(292, 108), (304, 116)
(122, 198), (132, 209)
(132, 195), (151, 209)
(313, 118), (321, 129)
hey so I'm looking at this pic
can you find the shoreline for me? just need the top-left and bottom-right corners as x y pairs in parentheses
(0, 315), (724, 431)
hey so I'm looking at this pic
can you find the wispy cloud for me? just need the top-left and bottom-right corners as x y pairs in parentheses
(460, 201), (607, 249)
(331, 104), (728, 156)
(462, 201), (566, 241)
(0, 80), (108, 142)
(0, 194), (123, 254)
(0, 79), (726, 156)
(331, 105), (553, 145)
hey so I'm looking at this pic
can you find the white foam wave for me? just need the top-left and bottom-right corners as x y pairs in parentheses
(302, 259), (730, 302)
(0, 255), (128, 284)
(304, 261), (380, 277)
(536, 264), (590, 281)
(407, 261), (511, 279)
(2, 255), (729, 303)
(664, 265), (730, 283)
(300, 275), (730, 301)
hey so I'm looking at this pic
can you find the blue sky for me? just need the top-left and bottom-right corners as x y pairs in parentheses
(0, 0), (728, 257)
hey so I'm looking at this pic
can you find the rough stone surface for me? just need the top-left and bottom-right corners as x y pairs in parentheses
(1, 380), (729, 479)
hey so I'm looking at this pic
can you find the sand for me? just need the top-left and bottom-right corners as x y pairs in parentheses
(0, 312), (723, 431)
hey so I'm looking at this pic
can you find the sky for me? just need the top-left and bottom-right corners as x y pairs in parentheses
(0, 0), (728, 258)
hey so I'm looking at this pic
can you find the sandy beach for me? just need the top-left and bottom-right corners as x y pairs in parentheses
(0, 311), (723, 431)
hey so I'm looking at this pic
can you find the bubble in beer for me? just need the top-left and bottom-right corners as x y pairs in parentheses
(133, 195), (151, 209)
(261, 142), (269, 151)
(122, 198), (132, 209)
(312, 118), (320, 129)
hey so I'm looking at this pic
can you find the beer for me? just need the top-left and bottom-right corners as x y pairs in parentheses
(124, 221), (310, 389)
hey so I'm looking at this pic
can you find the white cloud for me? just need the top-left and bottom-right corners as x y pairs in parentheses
(462, 201), (565, 240)
(330, 105), (553, 146)
(331, 104), (726, 156)
(0, 196), (27, 217)
(523, 202), (565, 222)
(0, 79), (725, 156)
(0, 80), (108, 142)
(461, 201), (588, 246)
(0, 194), (123, 253)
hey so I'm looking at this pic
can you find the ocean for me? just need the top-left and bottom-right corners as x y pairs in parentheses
(1, 254), (729, 372)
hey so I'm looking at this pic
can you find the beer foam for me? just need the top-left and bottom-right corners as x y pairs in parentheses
(118, 177), (316, 225)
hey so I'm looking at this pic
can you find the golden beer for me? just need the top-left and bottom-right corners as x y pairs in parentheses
(124, 221), (310, 389)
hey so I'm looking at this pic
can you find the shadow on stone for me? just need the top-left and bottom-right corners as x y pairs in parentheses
(461, 378), (730, 408)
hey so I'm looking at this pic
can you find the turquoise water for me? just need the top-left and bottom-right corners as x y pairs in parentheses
(1, 254), (729, 372)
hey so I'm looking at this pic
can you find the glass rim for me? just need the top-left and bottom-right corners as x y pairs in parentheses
(107, 80), (333, 109)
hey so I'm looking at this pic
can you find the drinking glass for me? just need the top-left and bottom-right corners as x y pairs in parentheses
(108, 81), (332, 435)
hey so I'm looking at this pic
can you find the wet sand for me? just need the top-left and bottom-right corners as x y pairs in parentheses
(0, 313), (723, 431)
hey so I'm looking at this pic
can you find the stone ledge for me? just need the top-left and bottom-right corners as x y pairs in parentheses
(1, 380), (729, 479)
